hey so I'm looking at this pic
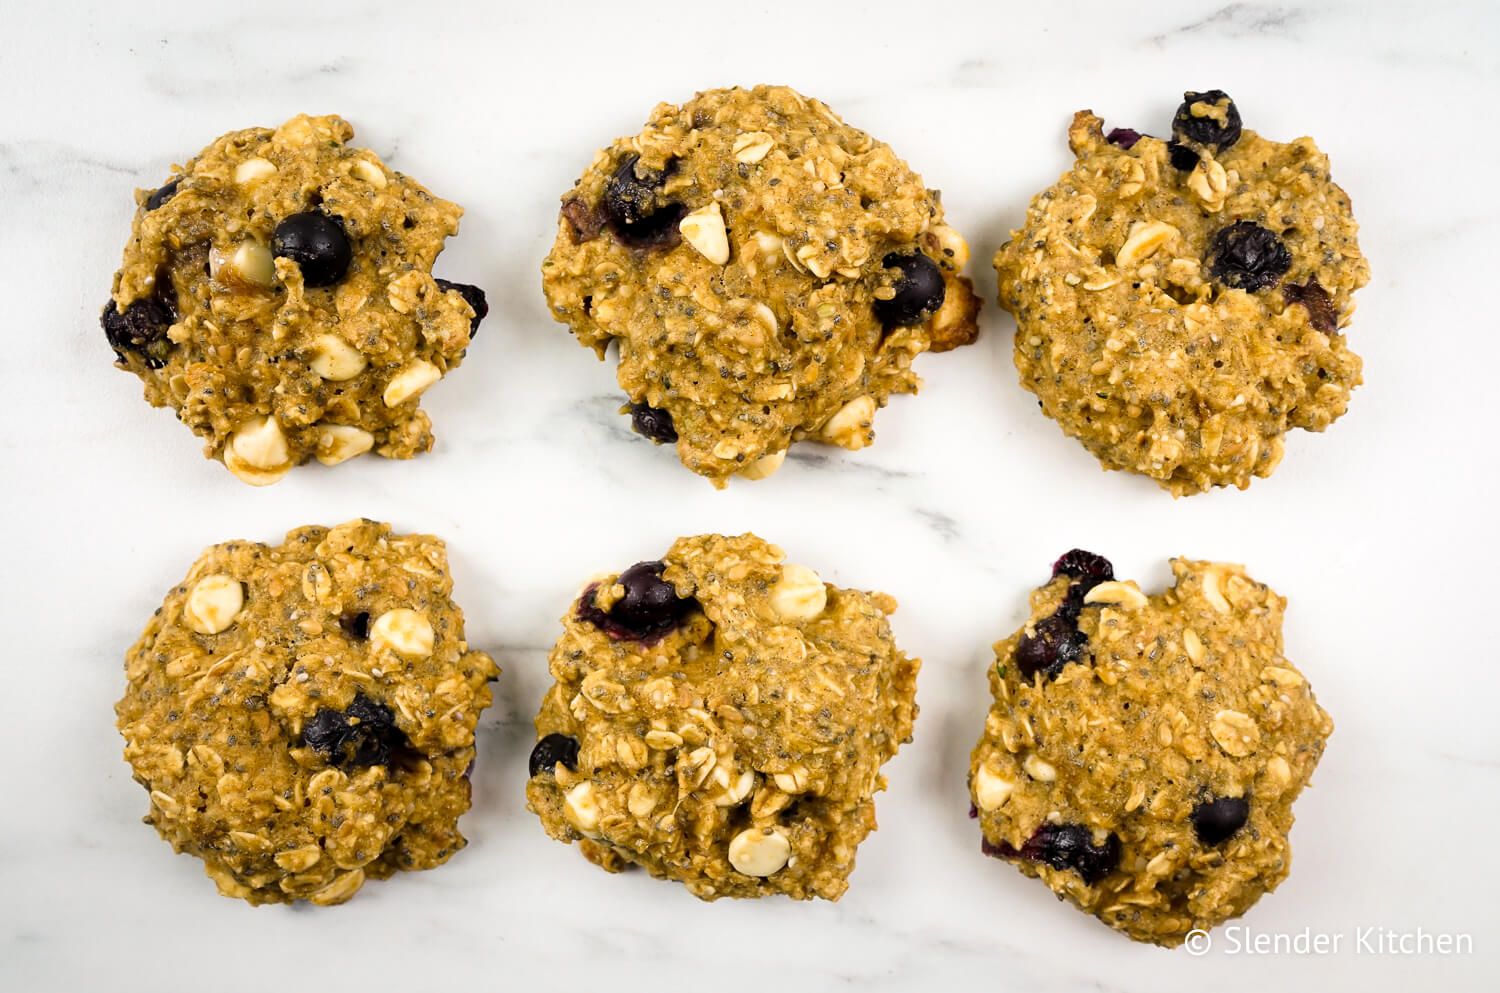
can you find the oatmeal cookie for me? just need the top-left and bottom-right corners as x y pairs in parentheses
(969, 550), (1332, 945)
(116, 519), (499, 905)
(994, 91), (1369, 494)
(525, 534), (918, 899)
(101, 114), (488, 484)
(541, 85), (980, 486)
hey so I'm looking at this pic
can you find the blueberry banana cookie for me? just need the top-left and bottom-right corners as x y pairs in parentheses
(541, 85), (980, 486)
(969, 551), (1332, 945)
(995, 91), (1369, 494)
(116, 520), (499, 905)
(525, 534), (919, 899)
(101, 115), (488, 484)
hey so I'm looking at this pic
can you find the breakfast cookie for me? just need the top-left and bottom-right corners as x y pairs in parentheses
(102, 114), (488, 484)
(525, 534), (918, 899)
(116, 519), (499, 905)
(969, 550), (1332, 945)
(541, 85), (980, 486)
(994, 91), (1369, 495)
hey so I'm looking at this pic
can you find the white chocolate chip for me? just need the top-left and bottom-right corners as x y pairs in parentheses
(563, 781), (600, 834)
(1083, 581), (1150, 610)
(229, 416), (290, 471)
(679, 202), (730, 265)
(369, 608), (434, 659)
(210, 241), (275, 289)
(1116, 220), (1180, 267)
(738, 449), (786, 481)
(1023, 753), (1057, 782)
(973, 765), (1015, 811)
(1210, 710), (1261, 757)
(926, 223), (970, 269)
(223, 449), (290, 486)
(184, 574), (245, 635)
(382, 360), (442, 407)
(728, 827), (791, 876)
(233, 157), (277, 185)
(314, 424), (374, 466)
(769, 564), (827, 621)
(819, 394), (876, 450)
(307, 334), (367, 381)
(732, 131), (775, 164)
(350, 158), (387, 189)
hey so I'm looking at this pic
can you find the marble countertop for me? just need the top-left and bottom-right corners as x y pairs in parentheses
(3, 1), (1497, 990)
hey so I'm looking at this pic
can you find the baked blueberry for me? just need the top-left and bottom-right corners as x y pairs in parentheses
(101, 295), (175, 367)
(272, 211), (352, 287)
(874, 252), (946, 329)
(1209, 221), (1292, 292)
(1172, 90), (1242, 152)
(1014, 611), (1088, 681)
(1053, 549), (1114, 591)
(302, 693), (405, 769)
(576, 560), (697, 642)
(1106, 128), (1142, 150)
(602, 154), (684, 249)
(528, 733), (580, 778)
(1191, 795), (1251, 845)
(144, 178), (180, 211)
(435, 278), (488, 336)
(1015, 824), (1121, 885)
(1167, 140), (1201, 171)
(629, 402), (678, 444)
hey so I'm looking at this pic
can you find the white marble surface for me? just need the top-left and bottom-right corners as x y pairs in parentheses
(3, 0), (1498, 989)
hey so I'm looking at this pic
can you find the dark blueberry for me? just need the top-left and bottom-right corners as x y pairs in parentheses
(101, 294), (175, 368)
(528, 733), (580, 778)
(1015, 612), (1088, 681)
(1191, 795), (1250, 845)
(576, 560), (697, 642)
(1052, 550), (1114, 594)
(628, 402), (678, 444)
(301, 693), (405, 768)
(1208, 221), (1292, 292)
(1017, 823), (1121, 884)
(1172, 90), (1242, 152)
(339, 610), (370, 641)
(1283, 277), (1338, 335)
(145, 178), (181, 211)
(1167, 141), (1201, 172)
(272, 211), (352, 287)
(1106, 128), (1142, 150)
(874, 252), (946, 330)
(601, 154), (684, 250)
(435, 278), (488, 337)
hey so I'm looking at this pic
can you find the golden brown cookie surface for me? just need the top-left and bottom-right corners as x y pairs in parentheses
(116, 520), (498, 905)
(970, 551), (1332, 944)
(103, 115), (487, 484)
(995, 92), (1368, 495)
(526, 534), (918, 900)
(542, 85), (980, 486)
